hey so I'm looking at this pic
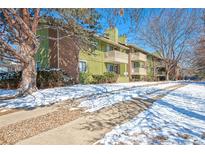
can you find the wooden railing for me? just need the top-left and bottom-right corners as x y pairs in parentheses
(131, 52), (147, 62)
(131, 67), (147, 75)
(104, 50), (128, 64)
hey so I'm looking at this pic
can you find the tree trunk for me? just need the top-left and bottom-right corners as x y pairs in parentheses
(166, 72), (169, 81)
(19, 43), (38, 94)
(0, 53), (37, 100)
(20, 56), (37, 93)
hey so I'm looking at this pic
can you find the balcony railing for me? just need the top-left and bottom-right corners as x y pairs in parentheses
(131, 52), (147, 62)
(156, 71), (166, 76)
(131, 67), (147, 75)
(156, 61), (165, 68)
(104, 50), (128, 64)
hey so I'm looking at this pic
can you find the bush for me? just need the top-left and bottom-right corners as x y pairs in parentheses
(80, 72), (117, 84)
(0, 69), (74, 89)
(37, 69), (74, 88)
(0, 72), (22, 89)
(79, 72), (94, 84)
(103, 72), (117, 83)
(92, 74), (106, 84)
(37, 69), (64, 88)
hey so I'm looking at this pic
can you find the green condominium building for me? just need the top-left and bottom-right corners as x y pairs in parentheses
(36, 26), (167, 83)
(79, 27), (130, 83)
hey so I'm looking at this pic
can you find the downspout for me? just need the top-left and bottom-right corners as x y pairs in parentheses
(128, 48), (132, 81)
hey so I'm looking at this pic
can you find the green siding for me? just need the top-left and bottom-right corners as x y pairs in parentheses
(36, 27), (130, 83)
(36, 28), (49, 68)
(147, 55), (154, 80)
(105, 28), (118, 42)
(118, 64), (129, 82)
(119, 35), (127, 44)
(80, 49), (106, 75)
(117, 76), (129, 83)
(119, 64), (127, 76)
(80, 39), (129, 83)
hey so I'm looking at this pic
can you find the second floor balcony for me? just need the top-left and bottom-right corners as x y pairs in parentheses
(130, 52), (147, 62)
(155, 61), (165, 68)
(131, 67), (147, 76)
(104, 50), (128, 64)
(156, 71), (166, 76)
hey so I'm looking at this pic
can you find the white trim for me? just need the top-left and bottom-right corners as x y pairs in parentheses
(79, 59), (87, 63)
(79, 60), (88, 73)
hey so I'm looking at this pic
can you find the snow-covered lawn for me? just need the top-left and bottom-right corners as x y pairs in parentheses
(0, 81), (167, 109)
(79, 82), (181, 112)
(98, 82), (205, 145)
(0, 89), (17, 97)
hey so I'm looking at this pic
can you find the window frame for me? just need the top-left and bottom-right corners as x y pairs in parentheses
(79, 60), (87, 73)
(106, 63), (120, 74)
(106, 44), (114, 52)
(36, 61), (41, 70)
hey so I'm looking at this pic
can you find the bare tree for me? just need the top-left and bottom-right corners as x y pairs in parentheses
(190, 37), (205, 78)
(0, 8), (99, 99)
(180, 10), (205, 79)
(137, 9), (202, 80)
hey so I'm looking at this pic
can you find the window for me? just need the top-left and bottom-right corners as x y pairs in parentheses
(141, 62), (146, 68)
(79, 61), (87, 72)
(106, 64), (114, 72)
(106, 64), (120, 74)
(106, 44), (113, 52)
(133, 62), (140, 68)
(113, 65), (120, 74)
(36, 61), (41, 70)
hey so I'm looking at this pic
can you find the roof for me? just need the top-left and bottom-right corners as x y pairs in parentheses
(94, 34), (129, 50)
(38, 21), (163, 59)
(127, 44), (163, 60)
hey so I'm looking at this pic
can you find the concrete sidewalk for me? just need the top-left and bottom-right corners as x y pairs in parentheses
(17, 100), (152, 144)
(0, 106), (57, 128)
(0, 83), (185, 145)
(17, 84), (185, 145)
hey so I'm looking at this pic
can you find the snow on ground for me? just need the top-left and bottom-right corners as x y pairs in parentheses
(0, 81), (165, 109)
(79, 82), (181, 112)
(0, 89), (17, 97)
(98, 82), (205, 145)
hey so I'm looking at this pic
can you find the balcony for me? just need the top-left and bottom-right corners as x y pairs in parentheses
(156, 71), (166, 76)
(131, 67), (147, 75)
(104, 50), (128, 64)
(156, 61), (165, 68)
(131, 52), (147, 62)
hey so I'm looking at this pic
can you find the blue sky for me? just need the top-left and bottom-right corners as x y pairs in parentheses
(95, 8), (159, 53)
(95, 8), (203, 54)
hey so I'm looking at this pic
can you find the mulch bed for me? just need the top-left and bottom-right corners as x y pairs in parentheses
(0, 104), (84, 144)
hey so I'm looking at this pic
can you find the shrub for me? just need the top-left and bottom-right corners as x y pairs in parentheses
(37, 69), (74, 88)
(92, 72), (117, 84)
(0, 69), (74, 89)
(0, 72), (22, 89)
(92, 74), (106, 84)
(103, 72), (117, 83)
(79, 72), (94, 84)
(37, 69), (64, 88)
(79, 72), (117, 84)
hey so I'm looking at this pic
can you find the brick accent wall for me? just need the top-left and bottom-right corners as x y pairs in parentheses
(48, 28), (80, 83)
(48, 28), (58, 68)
